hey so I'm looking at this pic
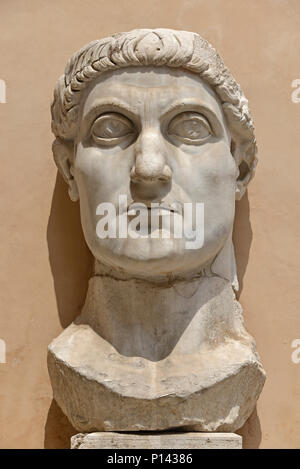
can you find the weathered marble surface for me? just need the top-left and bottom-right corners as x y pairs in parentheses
(48, 29), (265, 435)
(48, 276), (265, 433)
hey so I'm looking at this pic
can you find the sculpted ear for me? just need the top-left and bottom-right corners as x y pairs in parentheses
(223, 104), (257, 201)
(230, 139), (257, 201)
(52, 138), (79, 202)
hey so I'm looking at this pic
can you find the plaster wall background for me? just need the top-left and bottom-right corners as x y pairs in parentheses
(0, 0), (299, 448)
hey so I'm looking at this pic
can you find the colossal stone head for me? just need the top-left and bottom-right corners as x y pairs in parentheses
(48, 29), (265, 437)
(51, 29), (257, 281)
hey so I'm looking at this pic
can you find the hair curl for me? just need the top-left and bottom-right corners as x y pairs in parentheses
(51, 29), (257, 199)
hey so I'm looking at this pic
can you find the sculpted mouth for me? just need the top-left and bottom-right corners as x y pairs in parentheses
(127, 201), (182, 215)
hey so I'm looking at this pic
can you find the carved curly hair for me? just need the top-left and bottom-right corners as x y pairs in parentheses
(51, 29), (257, 199)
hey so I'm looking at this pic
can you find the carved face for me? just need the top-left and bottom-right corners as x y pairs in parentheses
(73, 66), (237, 277)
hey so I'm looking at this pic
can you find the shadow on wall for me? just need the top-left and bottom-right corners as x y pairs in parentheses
(47, 172), (93, 328)
(233, 193), (263, 447)
(237, 406), (263, 449)
(45, 172), (92, 448)
(233, 191), (253, 301)
(45, 176), (262, 448)
(44, 400), (77, 449)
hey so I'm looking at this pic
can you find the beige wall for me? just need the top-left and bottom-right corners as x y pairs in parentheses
(0, 0), (299, 448)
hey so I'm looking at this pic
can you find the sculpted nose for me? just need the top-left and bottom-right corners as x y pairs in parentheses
(130, 129), (172, 183)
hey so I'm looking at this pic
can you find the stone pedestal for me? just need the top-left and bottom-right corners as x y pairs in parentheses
(71, 432), (242, 449)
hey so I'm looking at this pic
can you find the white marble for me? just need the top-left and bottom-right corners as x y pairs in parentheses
(48, 29), (265, 435)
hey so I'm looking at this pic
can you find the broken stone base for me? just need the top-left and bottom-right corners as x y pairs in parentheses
(48, 321), (265, 433)
(71, 432), (242, 449)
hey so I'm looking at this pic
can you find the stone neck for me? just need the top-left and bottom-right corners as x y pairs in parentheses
(77, 261), (247, 361)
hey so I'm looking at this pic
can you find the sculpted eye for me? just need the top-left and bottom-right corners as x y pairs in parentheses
(91, 113), (135, 145)
(168, 112), (212, 143)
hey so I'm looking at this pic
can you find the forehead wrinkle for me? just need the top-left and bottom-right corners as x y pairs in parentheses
(82, 75), (226, 128)
(82, 84), (174, 122)
(86, 80), (220, 97)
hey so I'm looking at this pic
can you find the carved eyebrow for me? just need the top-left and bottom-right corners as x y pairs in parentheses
(82, 99), (139, 127)
(81, 97), (225, 137)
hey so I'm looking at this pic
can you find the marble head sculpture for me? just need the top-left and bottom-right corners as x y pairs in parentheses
(48, 29), (265, 433)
